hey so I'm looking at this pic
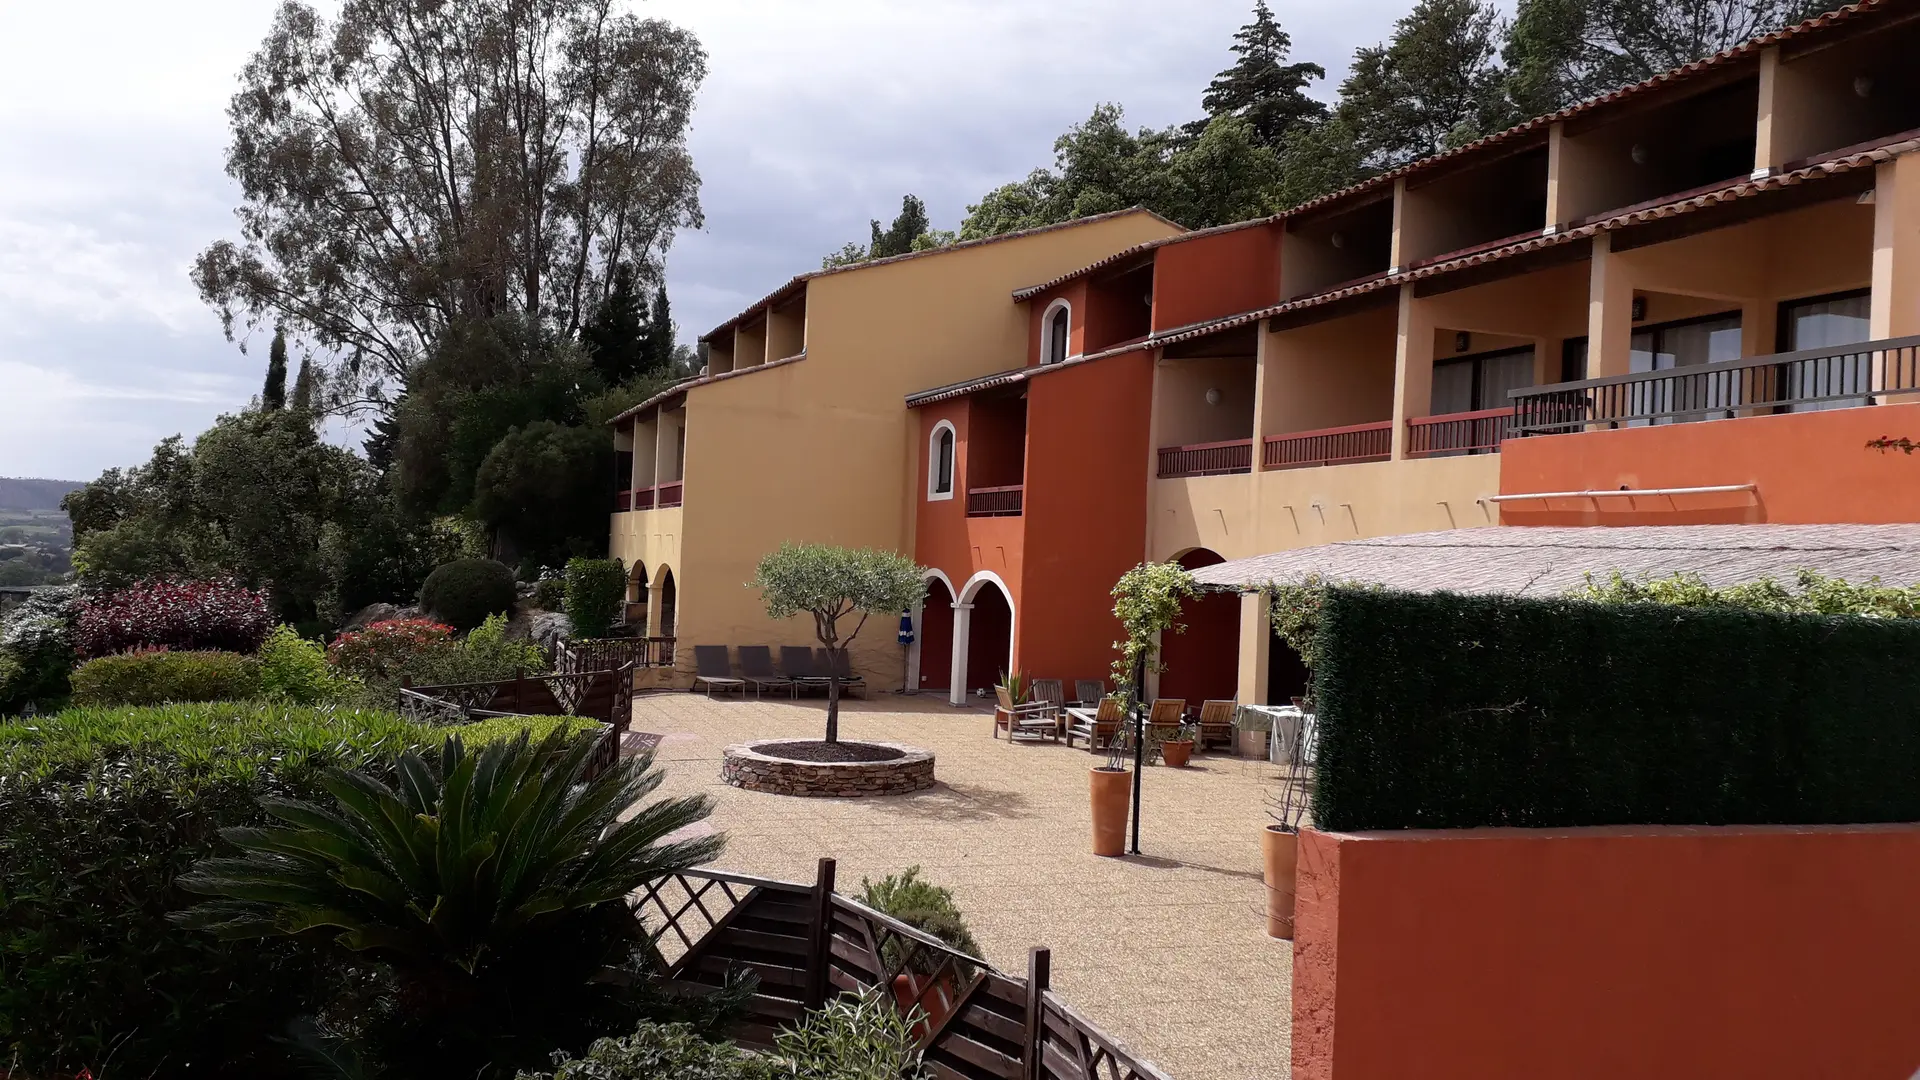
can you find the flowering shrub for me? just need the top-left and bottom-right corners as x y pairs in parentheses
(327, 618), (455, 682)
(74, 580), (270, 659)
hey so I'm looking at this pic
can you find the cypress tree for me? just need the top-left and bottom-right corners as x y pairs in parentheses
(643, 287), (675, 376)
(290, 356), (316, 413)
(261, 330), (288, 411)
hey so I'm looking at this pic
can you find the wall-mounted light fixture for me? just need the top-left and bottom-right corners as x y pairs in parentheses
(1631, 296), (1647, 322)
(1854, 74), (1875, 99)
(1204, 387), (1222, 406)
(1630, 143), (1649, 166)
(1330, 231), (1347, 249)
(1454, 331), (1471, 353)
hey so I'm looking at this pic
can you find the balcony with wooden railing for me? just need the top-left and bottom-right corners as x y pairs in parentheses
(657, 480), (684, 508)
(1263, 421), (1393, 470)
(1157, 438), (1254, 479)
(1510, 336), (1920, 436)
(618, 482), (684, 511)
(1406, 407), (1513, 457)
(966, 484), (1023, 517)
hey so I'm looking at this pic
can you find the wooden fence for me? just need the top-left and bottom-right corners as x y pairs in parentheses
(634, 859), (1173, 1080)
(399, 663), (635, 731)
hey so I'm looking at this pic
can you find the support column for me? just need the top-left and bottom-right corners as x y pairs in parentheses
(1236, 590), (1271, 707)
(948, 602), (972, 707)
(1871, 155), (1920, 341)
(1588, 233), (1636, 378)
(1389, 285), (1436, 459)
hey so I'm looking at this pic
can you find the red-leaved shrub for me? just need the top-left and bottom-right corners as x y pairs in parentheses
(74, 580), (272, 659)
(326, 619), (455, 682)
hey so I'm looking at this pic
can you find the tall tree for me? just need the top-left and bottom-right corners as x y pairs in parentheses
(290, 357), (316, 413)
(1193, 1), (1328, 149)
(261, 329), (288, 411)
(582, 263), (648, 386)
(1334, 0), (1508, 171)
(961, 106), (1180, 238)
(193, 0), (708, 403)
(1504, 0), (1846, 116)
(643, 286), (676, 374)
(822, 195), (952, 268)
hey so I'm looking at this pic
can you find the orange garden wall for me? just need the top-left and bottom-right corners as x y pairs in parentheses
(1017, 353), (1154, 683)
(1292, 825), (1920, 1080)
(1150, 225), (1280, 332)
(1500, 402), (1920, 525)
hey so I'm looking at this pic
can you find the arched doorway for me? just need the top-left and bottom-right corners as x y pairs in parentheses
(915, 575), (955, 694)
(961, 577), (1013, 701)
(1158, 548), (1240, 705)
(626, 561), (649, 626)
(653, 566), (676, 639)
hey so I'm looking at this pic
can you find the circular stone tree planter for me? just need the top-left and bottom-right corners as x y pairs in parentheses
(722, 739), (936, 798)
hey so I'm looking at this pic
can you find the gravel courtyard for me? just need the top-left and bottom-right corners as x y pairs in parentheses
(633, 692), (1292, 1080)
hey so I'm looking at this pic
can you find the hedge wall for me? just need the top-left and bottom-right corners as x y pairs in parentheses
(1311, 588), (1920, 831)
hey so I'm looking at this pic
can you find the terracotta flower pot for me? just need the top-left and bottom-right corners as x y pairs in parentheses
(892, 972), (956, 1038)
(1160, 739), (1195, 768)
(1262, 824), (1298, 940)
(1089, 767), (1130, 856)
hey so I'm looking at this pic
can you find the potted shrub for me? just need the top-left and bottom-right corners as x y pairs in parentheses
(1157, 721), (1197, 768)
(1094, 562), (1200, 856)
(1263, 721), (1316, 940)
(859, 867), (983, 1037)
(1090, 740), (1131, 857)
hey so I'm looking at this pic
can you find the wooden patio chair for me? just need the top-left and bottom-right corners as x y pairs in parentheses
(1066, 694), (1125, 751)
(1195, 699), (1237, 751)
(994, 685), (1059, 741)
(737, 646), (795, 700)
(692, 646), (746, 699)
(1072, 679), (1106, 707)
(779, 646), (827, 695)
(1030, 678), (1067, 736)
(815, 649), (867, 699)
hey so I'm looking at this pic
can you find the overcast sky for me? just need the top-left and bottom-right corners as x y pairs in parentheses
(0, 0), (1427, 482)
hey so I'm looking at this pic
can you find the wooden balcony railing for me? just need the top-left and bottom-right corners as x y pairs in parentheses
(966, 484), (1023, 517)
(1406, 407), (1512, 457)
(657, 481), (684, 508)
(1510, 335), (1920, 435)
(614, 489), (632, 512)
(1263, 421), (1392, 469)
(1157, 438), (1254, 478)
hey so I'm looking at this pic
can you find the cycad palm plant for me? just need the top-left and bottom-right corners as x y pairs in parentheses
(174, 729), (723, 1076)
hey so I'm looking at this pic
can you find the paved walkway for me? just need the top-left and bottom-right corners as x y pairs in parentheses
(634, 692), (1292, 1080)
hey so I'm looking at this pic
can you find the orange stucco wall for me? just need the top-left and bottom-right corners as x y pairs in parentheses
(1018, 352), (1154, 683)
(1151, 225), (1280, 333)
(1499, 402), (1920, 525)
(913, 398), (1025, 651)
(1292, 824), (1920, 1080)
(1026, 281), (1090, 366)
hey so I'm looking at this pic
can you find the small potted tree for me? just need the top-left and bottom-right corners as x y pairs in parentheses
(1097, 562), (1200, 856)
(1157, 720), (1197, 768)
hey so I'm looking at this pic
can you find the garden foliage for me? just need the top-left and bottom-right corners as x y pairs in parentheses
(566, 557), (628, 639)
(70, 649), (263, 707)
(858, 866), (983, 973)
(0, 585), (78, 713)
(419, 556), (518, 630)
(1573, 568), (1920, 617)
(771, 987), (928, 1080)
(75, 578), (271, 658)
(516, 1022), (774, 1080)
(327, 617), (456, 682)
(256, 624), (346, 703)
(1311, 588), (1920, 831)
(1109, 561), (1201, 710)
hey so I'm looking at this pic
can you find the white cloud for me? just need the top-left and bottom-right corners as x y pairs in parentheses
(0, 0), (1420, 481)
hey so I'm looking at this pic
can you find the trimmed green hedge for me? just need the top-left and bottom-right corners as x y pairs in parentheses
(419, 557), (517, 630)
(1312, 588), (1920, 831)
(566, 557), (627, 640)
(70, 649), (263, 707)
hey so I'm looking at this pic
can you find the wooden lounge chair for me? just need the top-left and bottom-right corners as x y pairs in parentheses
(779, 646), (827, 695)
(1195, 699), (1236, 751)
(1072, 679), (1106, 707)
(815, 649), (867, 699)
(692, 646), (746, 699)
(1066, 695), (1125, 750)
(737, 646), (795, 700)
(994, 685), (1059, 741)
(1030, 678), (1067, 736)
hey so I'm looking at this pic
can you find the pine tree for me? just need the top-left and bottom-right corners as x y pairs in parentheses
(1195, 1), (1328, 149)
(1334, 0), (1508, 171)
(290, 356), (316, 413)
(643, 287), (675, 376)
(870, 195), (931, 259)
(261, 329), (288, 411)
(582, 263), (647, 385)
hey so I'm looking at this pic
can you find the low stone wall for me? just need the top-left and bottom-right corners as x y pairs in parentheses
(722, 740), (935, 797)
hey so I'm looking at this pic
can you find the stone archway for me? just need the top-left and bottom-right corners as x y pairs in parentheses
(913, 573), (956, 695)
(627, 560), (649, 627)
(651, 565), (677, 639)
(951, 573), (1015, 705)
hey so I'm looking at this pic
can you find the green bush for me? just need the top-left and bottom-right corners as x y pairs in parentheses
(458, 712), (604, 748)
(770, 987), (927, 1080)
(408, 613), (551, 685)
(1311, 588), (1920, 831)
(566, 557), (627, 639)
(859, 866), (982, 973)
(70, 649), (263, 707)
(0, 585), (78, 713)
(419, 556), (518, 630)
(256, 624), (346, 703)
(0, 703), (421, 1078)
(517, 1022), (773, 1080)
(533, 571), (567, 611)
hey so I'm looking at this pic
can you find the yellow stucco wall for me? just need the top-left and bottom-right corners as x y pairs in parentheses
(656, 211), (1180, 686)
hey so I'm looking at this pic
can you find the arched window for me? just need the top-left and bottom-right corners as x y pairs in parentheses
(1042, 300), (1071, 365)
(928, 421), (956, 500)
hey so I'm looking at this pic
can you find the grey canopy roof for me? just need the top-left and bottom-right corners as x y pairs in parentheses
(1188, 525), (1920, 596)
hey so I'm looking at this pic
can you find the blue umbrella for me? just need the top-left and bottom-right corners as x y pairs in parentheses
(897, 610), (915, 645)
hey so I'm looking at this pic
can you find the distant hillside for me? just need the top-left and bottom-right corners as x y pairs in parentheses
(0, 477), (84, 512)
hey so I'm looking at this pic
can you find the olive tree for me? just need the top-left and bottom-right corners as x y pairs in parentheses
(750, 544), (926, 743)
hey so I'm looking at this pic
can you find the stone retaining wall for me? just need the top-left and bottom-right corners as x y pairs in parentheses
(722, 740), (935, 797)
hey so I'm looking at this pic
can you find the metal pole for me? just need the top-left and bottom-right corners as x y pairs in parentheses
(1129, 653), (1145, 855)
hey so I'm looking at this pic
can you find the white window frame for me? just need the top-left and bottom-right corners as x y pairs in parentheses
(927, 420), (957, 501)
(1041, 299), (1074, 365)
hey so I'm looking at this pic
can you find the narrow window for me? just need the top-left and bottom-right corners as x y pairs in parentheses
(935, 429), (954, 494)
(1045, 304), (1070, 364)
